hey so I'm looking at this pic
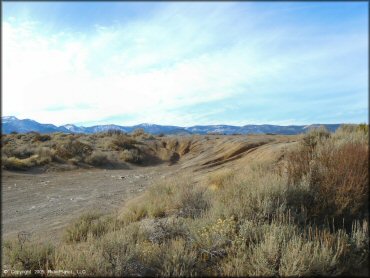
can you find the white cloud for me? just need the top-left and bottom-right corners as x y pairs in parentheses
(2, 3), (367, 126)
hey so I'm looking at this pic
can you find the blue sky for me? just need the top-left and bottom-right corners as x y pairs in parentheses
(2, 2), (368, 126)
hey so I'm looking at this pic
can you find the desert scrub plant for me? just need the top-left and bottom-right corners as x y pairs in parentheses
(193, 217), (239, 262)
(92, 223), (151, 276)
(310, 140), (368, 222)
(2, 156), (34, 170)
(63, 212), (121, 243)
(155, 238), (199, 277)
(207, 168), (235, 191)
(208, 166), (287, 223)
(357, 123), (369, 134)
(35, 146), (56, 162)
(84, 151), (111, 167)
(54, 241), (108, 276)
(4, 145), (35, 159)
(120, 148), (144, 164)
(55, 139), (93, 161)
(131, 128), (146, 137)
(3, 237), (55, 273)
(219, 219), (368, 277)
(285, 128), (368, 225)
(32, 133), (51, 142)
(332, 123), (368, 145)
(106, 129), (124, 136)
(119, 176), (210, 223)
(139, 217), (190, 244)
(109, 134), (138, 150)
(301, 126), (331, 149)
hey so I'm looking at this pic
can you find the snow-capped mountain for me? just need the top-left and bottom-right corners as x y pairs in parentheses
(1, 116), (342, 135)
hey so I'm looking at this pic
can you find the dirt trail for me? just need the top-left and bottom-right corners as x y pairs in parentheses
(2, 165), (182, 241)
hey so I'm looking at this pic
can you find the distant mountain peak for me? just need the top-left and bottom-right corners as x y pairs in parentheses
(1, 116), (342, 135)
(137, 123), (155, 127)
(2, 116), (18, 121)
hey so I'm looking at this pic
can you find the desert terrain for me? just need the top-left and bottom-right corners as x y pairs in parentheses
(1, 127), (368, 276)
(2, 133), (295, 240)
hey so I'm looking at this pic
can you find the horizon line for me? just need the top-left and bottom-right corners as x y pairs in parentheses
(2, 115), (365, 128)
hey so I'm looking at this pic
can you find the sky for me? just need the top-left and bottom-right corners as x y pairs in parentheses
(2, 2), (368, 127)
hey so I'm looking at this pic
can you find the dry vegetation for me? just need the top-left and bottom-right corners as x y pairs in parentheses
(2, 125), (369, 276)
(1, 130), (170, 171)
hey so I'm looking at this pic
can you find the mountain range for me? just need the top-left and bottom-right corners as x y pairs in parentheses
(1, 116), (342, 135)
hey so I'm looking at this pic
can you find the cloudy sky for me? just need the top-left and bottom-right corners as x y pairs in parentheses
(2, 2), (368, 126)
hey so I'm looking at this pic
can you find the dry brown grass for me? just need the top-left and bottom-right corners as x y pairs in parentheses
(84, 151), (112, 167)
(120, 148), (144, 164)
(55, 139), (93, 160)
(119, 175), (210, 223)
(285, 125), (369, 224)
(109, 134), (138, 150)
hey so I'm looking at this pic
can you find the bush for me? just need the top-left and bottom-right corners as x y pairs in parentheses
(32, 133), (51, 142)
(63, 212), (121, 243)
(8, 145), (35, 159)
(55, 139), (93, 160)
(357, 123), (369, 134)
(132, 128), (146, 137)
(35, 147), (55, 162)
(301, 126), (330, 152)
(157, 238), (198, 276)
(120, 149), (144, 164)
(110, 134), (137, 150)
(2, 156), (33, 170)
(85, 151), (111, 167)
(3, 236), (55, 272)
(120, 177), (210, 223)
(106, 129), (124, 136)
(207, 168), (235, 191)
(285, 128), (369, 225)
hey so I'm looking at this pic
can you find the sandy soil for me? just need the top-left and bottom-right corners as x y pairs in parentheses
(2, 164), (182, 241)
